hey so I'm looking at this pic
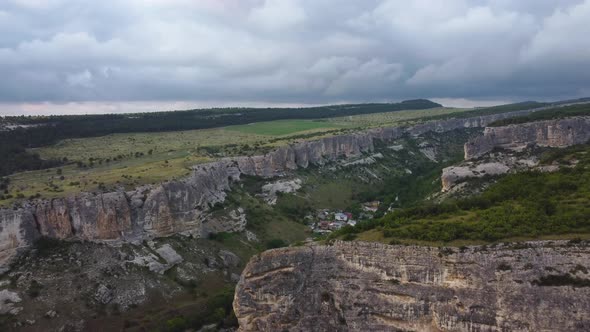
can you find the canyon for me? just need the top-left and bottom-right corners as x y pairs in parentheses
(234, 240), (590, 332)
(0, 107), (560, 270)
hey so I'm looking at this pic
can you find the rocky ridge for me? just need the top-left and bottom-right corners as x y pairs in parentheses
(0, 108), (548, 270)
(464, 116), (590, 159)
(234, 240), (590, 332)
(441, 116), (590, 191)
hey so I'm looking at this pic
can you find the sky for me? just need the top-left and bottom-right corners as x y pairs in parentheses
(0, 0), (589, 115)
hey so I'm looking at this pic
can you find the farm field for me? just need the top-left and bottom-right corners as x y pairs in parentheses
(1, 107), (467, 206)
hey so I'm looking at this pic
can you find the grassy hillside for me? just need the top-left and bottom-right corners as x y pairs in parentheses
(226, 119), (340, 136)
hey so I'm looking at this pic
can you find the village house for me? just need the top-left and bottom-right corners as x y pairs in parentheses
(362, 201), (380, 213)
(329, 221), (346, 230)
(334, 212), (348, 221)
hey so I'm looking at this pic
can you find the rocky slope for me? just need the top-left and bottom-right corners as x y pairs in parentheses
(464, 116), (590, 159)
(234, 240), (590, 332)
(0, 108), (547, 270)
(440, 116), (590, 191)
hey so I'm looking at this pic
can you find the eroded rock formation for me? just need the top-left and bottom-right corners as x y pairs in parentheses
(0, 107), (551, 269)
(464, 117), (590, 159)
(234, 240), (590, 332)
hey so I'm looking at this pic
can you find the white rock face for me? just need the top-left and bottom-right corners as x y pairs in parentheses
(420, 147), (437, 162)
(465, 117), (590, 159)
(245, 230), (259, 242)
(0, 289), (22, 315)
(156, 244), (183, 265)
(261, 179), (303, 205)
(441, 162), (511, 191)
(341, 153), (384, 167)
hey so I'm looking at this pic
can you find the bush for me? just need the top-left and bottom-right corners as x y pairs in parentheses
(166, 317), (187, 332)
(342, 233), (357, 241)
(533, 274), (590, 288)
(35, 237), (66, 256)
(209, 232), (234, 242)
(265, 239), (288, 249)
(27, 280), (43, 298)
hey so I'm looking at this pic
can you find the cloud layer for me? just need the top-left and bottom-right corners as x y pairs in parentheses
(0, 0), (589, 113)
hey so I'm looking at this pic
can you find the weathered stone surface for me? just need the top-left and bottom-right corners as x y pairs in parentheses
(0, 289), (22, 315)
(441, 162), (511, 191)
(155, 244), (183, 265)
(0, 208), (39, 273)
(219, 249), (241, 268)
(260, 178), (302, 205)
(465, 117), (590, 159)
(234, 240), (590, 332)
(0, 106), (559, 269)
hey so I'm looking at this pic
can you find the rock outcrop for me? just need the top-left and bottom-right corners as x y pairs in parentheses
(464, 117), (590, 159)
(0, 107), (552, 269)
(234, 240), (590, 332)
(441, 162), (511, 191)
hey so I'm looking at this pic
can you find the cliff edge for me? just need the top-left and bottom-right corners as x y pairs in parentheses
(464, 117), (590, 159)
(234, 240), (590, 332)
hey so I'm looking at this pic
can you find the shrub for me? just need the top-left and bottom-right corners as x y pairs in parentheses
(265, 239), (287, 249)
(166, 317), (187, 332)
(342, 233), (357, 241)
(532, 274), (590, 287)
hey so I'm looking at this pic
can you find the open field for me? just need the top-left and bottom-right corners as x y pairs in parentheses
(226, 119), (342, 136)
(34, 107), (464, 163)
(33, 127), (273, 162)
(1, 107), (468, 206)
(325, 107), (467, 128)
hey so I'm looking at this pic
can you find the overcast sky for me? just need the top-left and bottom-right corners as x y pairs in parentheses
(1, 0), (589, 115)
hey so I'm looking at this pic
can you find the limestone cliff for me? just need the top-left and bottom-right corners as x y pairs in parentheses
(464, 117), (590, 159)
(234, 240), (590, 332)
(441, 162), (511, 192)
(0, 107), (549, 269)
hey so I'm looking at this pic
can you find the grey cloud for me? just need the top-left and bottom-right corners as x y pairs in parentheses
(0, 0), (589, 111)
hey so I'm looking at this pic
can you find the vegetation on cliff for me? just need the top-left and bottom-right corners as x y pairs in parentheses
(488, 102), (590, 127)
(331, 144), (590, 244)
(422, 101), (547, 122)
